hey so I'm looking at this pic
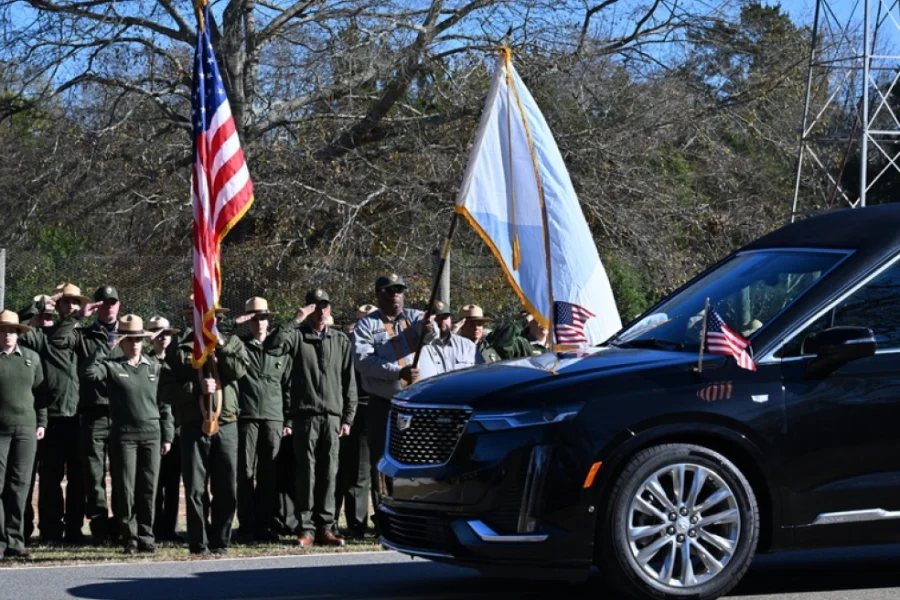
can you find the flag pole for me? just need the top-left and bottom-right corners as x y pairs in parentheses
(412, 213), (460, 369)
(696, 297), (710, 373)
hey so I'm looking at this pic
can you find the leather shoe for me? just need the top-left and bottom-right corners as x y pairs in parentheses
(296, 535), (314, 548)
(316, 530), (345, 547)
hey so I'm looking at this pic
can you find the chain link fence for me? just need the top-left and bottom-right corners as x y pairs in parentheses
(2, 248), (522, 329)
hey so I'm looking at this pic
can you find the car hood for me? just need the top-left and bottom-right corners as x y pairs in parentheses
(393, 346), (698, 407)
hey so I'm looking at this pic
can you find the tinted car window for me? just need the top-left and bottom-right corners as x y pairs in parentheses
(613, 250), (846, 351)
(781, 262), (900, 357)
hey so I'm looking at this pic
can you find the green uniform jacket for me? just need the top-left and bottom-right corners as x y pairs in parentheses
(269, 322), (357, 430)
(83, 352), (174, 444)
(19, 315), (80, 418)
(486, 321), (550, 359)
(0, 347), (47, 429)
(160, 335), (249, 427)
(237, 335), (291, 422)
(75, 321), (123, 410)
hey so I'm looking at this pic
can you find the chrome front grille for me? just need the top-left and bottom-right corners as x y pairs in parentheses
(387, 403), (472, 465)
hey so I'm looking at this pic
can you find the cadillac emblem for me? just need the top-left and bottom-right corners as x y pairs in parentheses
(396, 413), (413, 432)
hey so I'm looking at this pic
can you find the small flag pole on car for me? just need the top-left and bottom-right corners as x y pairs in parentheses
(696, 297), (710, 373)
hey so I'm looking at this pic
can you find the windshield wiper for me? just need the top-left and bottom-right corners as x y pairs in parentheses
(612, 338), (685, 351)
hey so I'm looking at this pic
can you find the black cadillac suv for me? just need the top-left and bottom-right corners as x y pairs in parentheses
(376, 205), (900, 600)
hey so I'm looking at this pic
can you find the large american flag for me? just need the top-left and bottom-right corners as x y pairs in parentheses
(705, 308), (756, 371)
(191, 4), (254, 368)
(554, 300), (595, 345)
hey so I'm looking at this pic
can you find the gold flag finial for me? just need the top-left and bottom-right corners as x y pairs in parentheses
(195, 0), (209, 32)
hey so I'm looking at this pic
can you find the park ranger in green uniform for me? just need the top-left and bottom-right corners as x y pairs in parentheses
(160, 306), (249, 555)
(75, 285), (122, 544)
(20, 286), (89, 545)
(270, 289), (357, 548)
(0, 310), (46, 561)
(456, 304), (502, 364)
(83, 315), (174, 554)
(233, 297), (291, 543)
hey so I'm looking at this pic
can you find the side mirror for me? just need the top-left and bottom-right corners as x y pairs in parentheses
(805, 326), (876, 378)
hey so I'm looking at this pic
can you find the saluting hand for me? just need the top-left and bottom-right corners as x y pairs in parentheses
(452, 318), (466, 334)
(293, 304), (316, 323)
(161, 442), (171, 456)
(81, 301), (103, 318)
(235, 314), (254, 325)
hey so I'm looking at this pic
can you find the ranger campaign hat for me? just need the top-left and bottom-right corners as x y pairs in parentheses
(433, 299), (452, 317)
(179, 294), (230, 317)
(58, 283), (91, 306)
(147, 316), (181, 335)
(94, 285), (119, 302)
(356, 304), (377, 319)
(243, 297), (275, 318)
(304, 289), (331, 305)
(115, 314), (154, 338)
(375, 273), (407, 293)
(0, 309), (32, 334)
(460, 304), (494, 324)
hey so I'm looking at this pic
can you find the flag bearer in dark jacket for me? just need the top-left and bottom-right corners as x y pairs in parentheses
(84, 315), (174, 554)
(269, 289), (357, 548)
(20, 287), (89, 545)
(160, 309), (249, 555)
(233, 297), (291, 543)
(0, 310), (46, 561)
(146, 316), (182, 542)
(75, 285), (122, 543)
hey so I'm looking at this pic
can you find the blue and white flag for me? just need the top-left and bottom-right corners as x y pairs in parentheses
(454, 49), (621, 345)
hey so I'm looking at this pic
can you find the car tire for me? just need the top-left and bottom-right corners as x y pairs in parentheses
(598, 443), (759, 600)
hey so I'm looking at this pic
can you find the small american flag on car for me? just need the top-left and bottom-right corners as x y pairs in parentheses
(554, 300), (595, 345)
(697, 382), (734, 402)
(705, 308), (757, 371)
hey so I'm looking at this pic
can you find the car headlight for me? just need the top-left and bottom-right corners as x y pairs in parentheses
(472, 402), (586, 431)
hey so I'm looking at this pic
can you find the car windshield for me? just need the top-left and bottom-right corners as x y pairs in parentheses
(611, 250), (848, 351)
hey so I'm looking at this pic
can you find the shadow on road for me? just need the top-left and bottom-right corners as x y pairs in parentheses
(66, 544), (900, 600)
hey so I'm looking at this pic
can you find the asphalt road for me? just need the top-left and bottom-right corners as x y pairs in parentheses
(2, 544), (900, 600)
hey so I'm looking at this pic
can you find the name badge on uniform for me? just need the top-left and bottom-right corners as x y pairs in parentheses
(276, 362), (283, 369)
(118, 373), (130, 378)
(25, 359), (32, 367)
(148, 375), (157, 382)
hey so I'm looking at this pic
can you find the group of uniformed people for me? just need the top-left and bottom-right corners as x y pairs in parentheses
(0, 273), (550, 560)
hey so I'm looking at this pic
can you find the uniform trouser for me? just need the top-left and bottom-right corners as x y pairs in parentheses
(335, 405), (371, 532)
(295, 415), (340, 536)
(81, 408), (115, 540)
(32, 417), (84, 541)
(237, 420), (282, 537)
(274, 432), (297, 535)
(0, 426), (38, 553)
(153, 432), (181, 540)
(109, 435), (160, 546)
(366, 398), (392, 518)
(181, 421), (237, 552)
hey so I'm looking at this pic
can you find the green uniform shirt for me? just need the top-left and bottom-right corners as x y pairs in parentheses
(83, 352), (174, 443)
(487, 321), (550, 359)
(159, 335), (249, 426)
(76, 320), (122, 410)
(0, 346), (47, 428)
(270, 322), (357, 430)
(237, 335), (290, 422)
(19, 315), (80, 418)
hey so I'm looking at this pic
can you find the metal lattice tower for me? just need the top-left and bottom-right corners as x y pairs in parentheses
(792, 0), (900, 221)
